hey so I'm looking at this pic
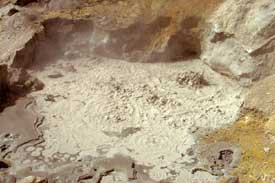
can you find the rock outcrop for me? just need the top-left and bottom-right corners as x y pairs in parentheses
(1, 0), (222, 67)
(1, 0), (274, 81)
(202, 0), (275, 80)
(0, 10), (43, 67)
(244, 75), (275, 115)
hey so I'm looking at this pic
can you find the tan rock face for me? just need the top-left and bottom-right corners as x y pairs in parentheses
(0, 0), (223, 68)
(203, 0), (275, 80)
(0, 11), (43, 67)
(2, 0), (275, 80)
(244, 75), (275, 115)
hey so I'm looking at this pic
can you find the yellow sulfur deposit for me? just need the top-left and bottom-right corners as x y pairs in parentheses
(202, 112), (275, 183)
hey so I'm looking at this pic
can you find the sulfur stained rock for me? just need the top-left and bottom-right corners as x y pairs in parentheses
(201, 112), (275, 182)
(265, 115), (275, 134)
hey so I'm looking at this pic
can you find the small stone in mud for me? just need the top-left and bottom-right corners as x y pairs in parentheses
(48, 72), (63, 79)
(264, 147), (271, 153)
(120, 127), (141, 138)
(176, 71), (208, 88)
(226, 176), (240, 183)
(219, 149), (234, 165)
(45, 94), (56, 102)
(186, 148), (194, 156)
(146, 94), (159, 104)
(188, 126), (199, 134)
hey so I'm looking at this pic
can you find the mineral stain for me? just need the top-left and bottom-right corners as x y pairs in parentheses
(201, 112), (275, 183)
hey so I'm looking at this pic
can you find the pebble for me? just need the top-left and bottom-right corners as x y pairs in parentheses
(48, 72), (63, 79)
(227, 176), (239, 183)
(264, 147), (271, 153)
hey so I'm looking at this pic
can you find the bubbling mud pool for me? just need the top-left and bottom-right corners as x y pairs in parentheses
(27, 56), (243, 182)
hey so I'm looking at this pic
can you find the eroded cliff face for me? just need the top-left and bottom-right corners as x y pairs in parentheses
(2, 0), (275, 81)
(1, 0), (223, 67)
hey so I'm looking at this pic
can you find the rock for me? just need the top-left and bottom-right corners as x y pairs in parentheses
(7, 68), (31, 94)
(203, 0), (275, 80)
(7, 68), (44, 94)
(227, 176), (239, 183)
(244, 75), (275, 115)
(0, 11), (43, 68)
(94, 16), (201, 62)
(176, 71), (208, 88)
(194, 143), (241, 176)
(17, 176), (35, 183)
(47, 72), (63, 79)
(18, 176), (48, 183)
(1, 0), (275, 81)
(264, 147), (271, 153)
(265, 115), (275, 134)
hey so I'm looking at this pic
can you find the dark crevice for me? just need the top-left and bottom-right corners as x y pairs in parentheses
(10, 15), (203, 70)
(0, 65), (44, 112)
(13, 0), (38, 6)
(7, 8), (19, 16)
(151, 16), (202, 62)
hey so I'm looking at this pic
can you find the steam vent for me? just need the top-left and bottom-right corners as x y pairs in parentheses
(1, 0), (275, 182)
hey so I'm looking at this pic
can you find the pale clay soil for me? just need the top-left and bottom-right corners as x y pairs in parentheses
(28, 56), (243, 182)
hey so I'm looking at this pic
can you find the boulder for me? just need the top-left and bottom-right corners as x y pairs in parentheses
(202, 0), (275, 80)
